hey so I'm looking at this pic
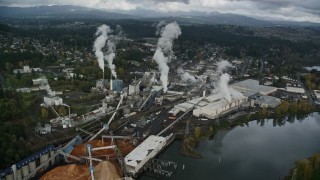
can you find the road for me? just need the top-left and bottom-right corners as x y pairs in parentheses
(239, 58), (250, 77)
(297, 74), (319, 105)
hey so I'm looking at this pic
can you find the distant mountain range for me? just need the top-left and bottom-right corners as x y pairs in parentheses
(0, 5), (319, 27)
(0, 5), (136, 19)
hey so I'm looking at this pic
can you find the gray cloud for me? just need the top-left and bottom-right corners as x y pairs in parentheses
(0, 0), (319, 23)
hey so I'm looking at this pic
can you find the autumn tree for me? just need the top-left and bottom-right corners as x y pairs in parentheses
(194, 126), (202, 138)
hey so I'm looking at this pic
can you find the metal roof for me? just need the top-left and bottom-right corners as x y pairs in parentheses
(231, 79), (277, 96)
(124, 135), (166, 167)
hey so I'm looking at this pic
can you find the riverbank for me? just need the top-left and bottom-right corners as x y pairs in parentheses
(180, 100), (319, 159)
(284, 153), (320, 180)
(154, 112), (320, 180)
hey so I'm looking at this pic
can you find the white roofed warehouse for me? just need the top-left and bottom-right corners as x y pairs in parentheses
(171, 93), (248, 120)
(124, 135), (173, 176)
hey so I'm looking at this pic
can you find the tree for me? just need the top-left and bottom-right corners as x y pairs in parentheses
(258, 107), (268, 119)
(194, 126), (201, 138)
(118, 67), (125, 76)
(296, 159), (313, 180)
(41, 107), (48, 119)
(58, 106), (67, 116)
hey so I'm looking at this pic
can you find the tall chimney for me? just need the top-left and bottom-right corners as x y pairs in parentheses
(110, 72), (113, 91)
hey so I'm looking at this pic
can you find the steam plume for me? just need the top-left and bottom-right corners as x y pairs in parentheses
(93, 24), (111, 75)
(229, 87), (244, 99)
(105, 39), (117, 78)
(177, 67), (197, 83)
(218, 73), (232, 102)
(93, 24), (119, 79)
(217, 60), (234, 74)
(153, 22), (181, 93)
(156, 21), (167, 35)
(213, 60), (243, 102)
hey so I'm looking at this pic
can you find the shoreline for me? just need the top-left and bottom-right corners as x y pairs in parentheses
(179, 103), (319, 159)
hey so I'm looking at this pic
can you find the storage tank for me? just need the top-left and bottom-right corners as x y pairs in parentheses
(250, 99), (255, 107)
(16, 168), (22, 180)
(21, 165), (29, 177)
(5, 173), (14, 180)
(28, 161), (36, 172)
(40, 153), (49, 169)
(50, 150), (55, 165)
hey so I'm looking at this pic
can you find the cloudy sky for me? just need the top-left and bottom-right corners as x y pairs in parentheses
(1, 0), (319, 23)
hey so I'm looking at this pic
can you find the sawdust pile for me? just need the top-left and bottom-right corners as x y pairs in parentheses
(41, 161), (120, 180)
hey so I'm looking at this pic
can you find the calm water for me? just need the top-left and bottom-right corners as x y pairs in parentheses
(142, 112), (320, 180)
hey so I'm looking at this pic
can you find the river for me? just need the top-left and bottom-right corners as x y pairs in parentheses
(141, 112), (320, 180)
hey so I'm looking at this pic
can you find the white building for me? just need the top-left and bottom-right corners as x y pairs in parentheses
(13, 66), (43, 74)
(124, 135), (171, 176)
(32, 77), (48, 86)
(314, 90), (320, 99)
(286, 86), (305, 94)
(35, 123), (52, 135)
(129, 83), (141, 95)
(193, 95), (247, 119)
(43, 96), (63, 106)
(16, 88), (31, 93)
(172, 93), (247, 119)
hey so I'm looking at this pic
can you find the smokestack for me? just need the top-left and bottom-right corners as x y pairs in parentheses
(110, 72), (113, 91)
(203, 90), (206, 97)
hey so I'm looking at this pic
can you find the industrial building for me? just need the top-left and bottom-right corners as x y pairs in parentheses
(43, 96), (63, 106)
(0, 145), (55, 180)
(129, 81), (141, 95)
(112, 79), (123, 92)
(250, 95), (281, 108)
(95, 79), (109, 89)
(286, 86), (305, 94)
(124, 134), (174, 176)
(172, 93), (248, 119)
(231, 79), (277, 97)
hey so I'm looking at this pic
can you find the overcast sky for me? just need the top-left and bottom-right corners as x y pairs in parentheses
(1, 0), (319, 23)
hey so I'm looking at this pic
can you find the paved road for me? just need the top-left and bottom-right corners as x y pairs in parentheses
(297, 74), (319, 106)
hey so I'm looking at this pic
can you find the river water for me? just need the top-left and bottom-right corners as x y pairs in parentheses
(141, 112), (320, 180)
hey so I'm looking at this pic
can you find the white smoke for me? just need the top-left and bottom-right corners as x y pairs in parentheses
(213, 60), (243, 102)
(229, 87), (244, 99)
(155, 21), (167, 35)
(153, 22), (181, 93)
(177, 67), (197, 83)
(93, 25), (111, 75)
(93, 24), (119, 79)
(216, 60), (234, 74)
(105, 39), (117, 78)
(218, 73), (232, 102)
